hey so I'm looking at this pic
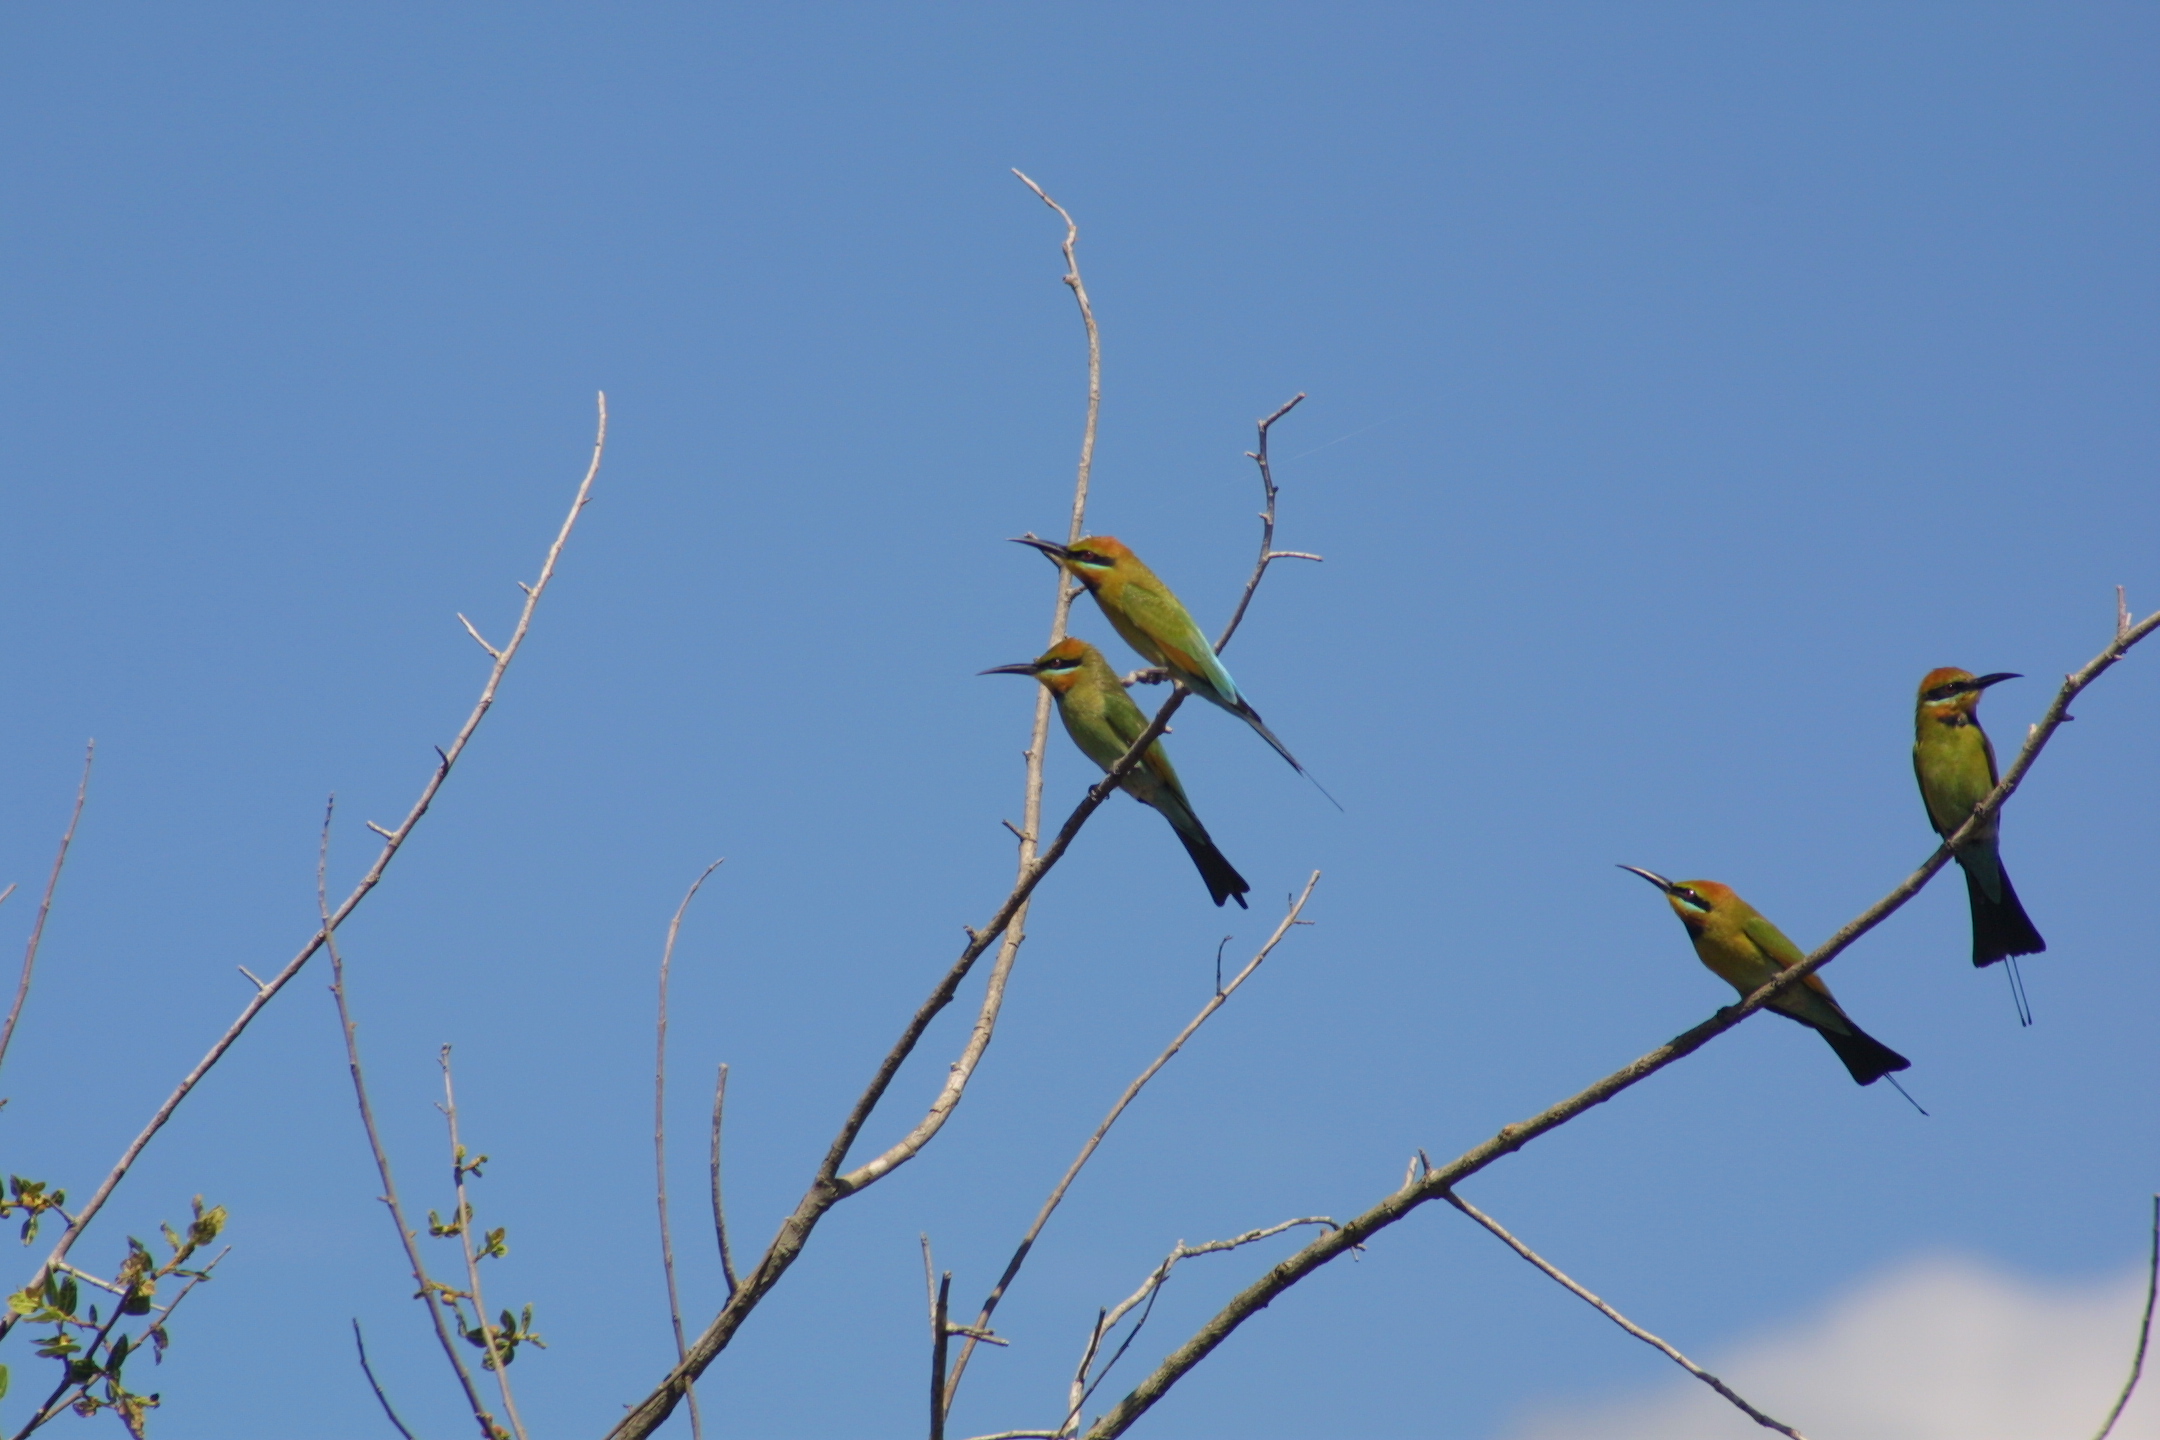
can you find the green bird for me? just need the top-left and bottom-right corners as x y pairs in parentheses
(1013, 534), (1333, 807)
(1912, 668), (2045, 984)
(1621, 867), (1912, 1088)
(984, 637), (1249, 908)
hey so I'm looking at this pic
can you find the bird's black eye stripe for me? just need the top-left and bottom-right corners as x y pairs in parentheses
(1923, 682), (1970, 702)
(1673, 887), (1710, 911)
(1042, 657), (1080, 671)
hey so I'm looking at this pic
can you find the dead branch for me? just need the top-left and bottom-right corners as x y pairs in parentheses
(2095, 1193), (2160, 1440)
(711, 1063), (738, 1298)
(0, 397), (607, 1341)
(0, 740), (92, 1078)
(656, 861), (724, 1440)
(1446, 1191), (1808, 1439)
(323, 800), (499, 1439)
(1063, 1218), (1336, 1435)
(352, 1320), (420, 1440)
(944, 876), (1322, 1414)
(1216, 395), (1307, 651)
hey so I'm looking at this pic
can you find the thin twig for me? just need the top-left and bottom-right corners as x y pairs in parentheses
(1446, 1192), (1808, 1439)
(711, 1063), (737, 1298)
(353, 1320), (421, 1440)
(1215, 395), (1305, 652)
(1063, 1219), (1335, 1435)
(945, 876), (1321, 1412)
(1080, 602), (2160, 1439)
(440, 1048), (529, 1440)
(3, 397), (608, 1340)
(456, 614), (502, 661)
(2095, 1193), (2160, 1440)
(0, 741), (92, 1079)
(322, 801), (499, 1439)
(657, 861), (724, 1440)
(1011, 169), (1100, 554)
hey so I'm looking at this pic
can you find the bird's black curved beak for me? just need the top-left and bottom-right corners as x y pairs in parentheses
(1010, 534), (1070, 562)
(1617, 864), (1679, 895)
(1973, 672), (2021, 691)
(978, 662), (1042, 677)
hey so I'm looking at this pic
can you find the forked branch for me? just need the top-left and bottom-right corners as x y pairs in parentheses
(943, 875), (1322, 1415)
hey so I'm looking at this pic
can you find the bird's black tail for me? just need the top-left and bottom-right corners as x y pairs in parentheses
(1171, 827), (1250, 909)
(1818, 1023), (1911, 1087)
(1965, 861), (2045, 968)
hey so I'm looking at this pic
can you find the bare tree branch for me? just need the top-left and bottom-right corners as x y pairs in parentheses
(1080, 601), (2160, 1439)
(0, 740), (92, 1079)
(1446, 1191), (1808, 1439)
(353, 1320), (421, 1440)
(711, 1063), (738, 1299)
(607, 194), (1332, 1440)
(323, 800), (499, 1440)
(2095, 1193), (2160, 1440)
(1063, 1219), (1336, 1436)
(656, 861), (724, 1440)
(945, 875), (1322, 1413)
(1216, 395), (1307, 652)
(440, 1047), (529, 1440)
(1, 396), (608, 1341)
(606, 176), (1138, 1440)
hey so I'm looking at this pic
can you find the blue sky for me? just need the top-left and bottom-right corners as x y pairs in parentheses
(2, 5), (2155, 1437)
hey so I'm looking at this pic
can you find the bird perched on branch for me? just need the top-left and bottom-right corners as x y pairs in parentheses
(1012, 534), (1331, 807)
(1912, 669), (2045, 1018)
(1620, 867), (1911, 1088)
(983, 637), (1249, 908)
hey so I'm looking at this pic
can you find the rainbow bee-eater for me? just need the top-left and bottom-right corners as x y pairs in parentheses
(1012, 535), (1330, 804)
(983, 637), (1250, 909)
(1621, 867), (1911, 1088)
(1913, 669), (2045, 988)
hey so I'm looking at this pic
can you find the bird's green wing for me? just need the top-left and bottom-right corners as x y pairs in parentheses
(1739, 913), (1807, 970)
(1117, 578), (1240, 701)
(1739, 912), (1849, 1023)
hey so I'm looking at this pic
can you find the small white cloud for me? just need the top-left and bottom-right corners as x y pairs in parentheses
(1505, 1254), (2157, 1440)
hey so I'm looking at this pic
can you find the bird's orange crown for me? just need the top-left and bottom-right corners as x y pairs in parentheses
(1918, 666), (1978, 708)
(1061, 535), (1135, 572)
(1916, 666), (2021, 716)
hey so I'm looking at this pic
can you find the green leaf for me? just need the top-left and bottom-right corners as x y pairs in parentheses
(0, 1359), (12, 1396)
